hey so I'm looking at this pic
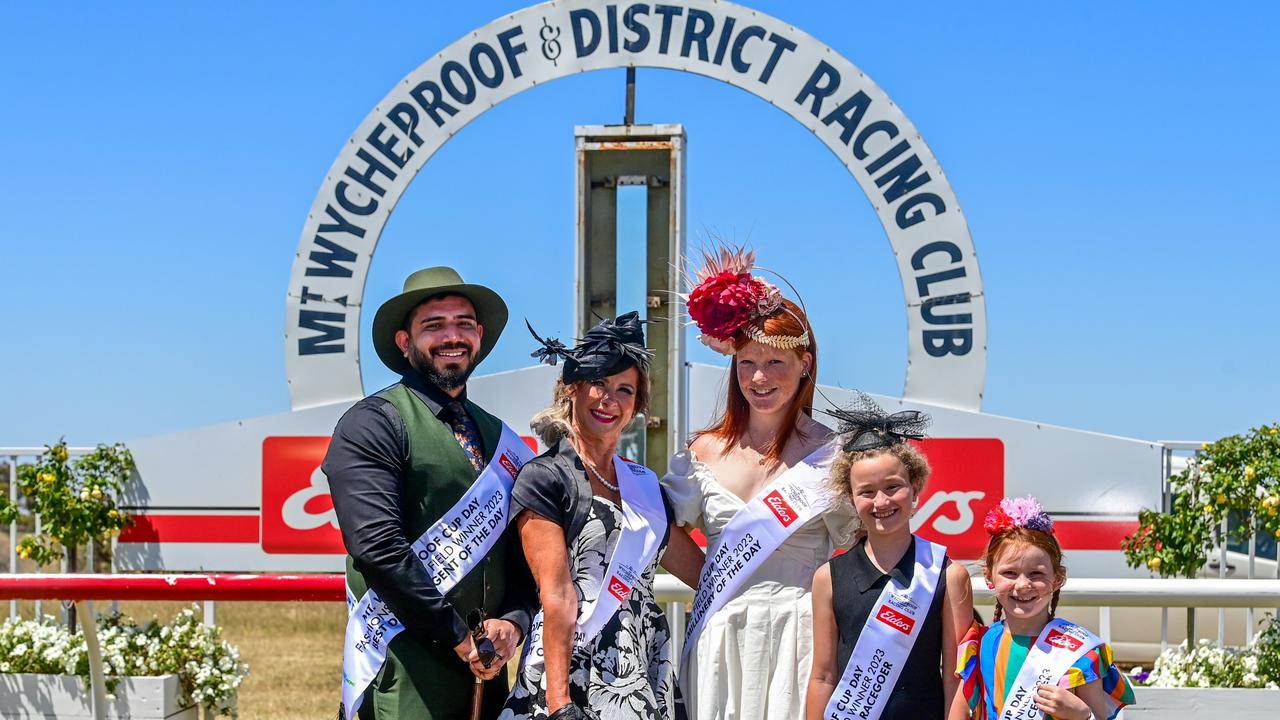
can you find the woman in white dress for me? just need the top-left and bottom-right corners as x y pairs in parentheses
(663, 248), (854, 720)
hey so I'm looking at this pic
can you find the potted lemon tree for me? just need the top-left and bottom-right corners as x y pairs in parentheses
(0, 441), (248, 718)
(1121, 423), (1280, 716)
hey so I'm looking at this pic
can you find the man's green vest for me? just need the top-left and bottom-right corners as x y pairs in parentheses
(345, 383), (517, 720)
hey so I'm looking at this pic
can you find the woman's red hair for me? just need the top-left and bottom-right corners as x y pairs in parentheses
(700, 299), (817, 464)
(983, 527), (1066, 622)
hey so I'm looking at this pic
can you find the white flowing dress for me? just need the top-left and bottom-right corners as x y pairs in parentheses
(662, 449), (855, 720)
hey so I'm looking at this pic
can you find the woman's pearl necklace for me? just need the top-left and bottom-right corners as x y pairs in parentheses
(581, 457), (619, 492)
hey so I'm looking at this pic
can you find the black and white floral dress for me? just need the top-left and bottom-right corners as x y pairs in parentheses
(501, 440), (685, 720)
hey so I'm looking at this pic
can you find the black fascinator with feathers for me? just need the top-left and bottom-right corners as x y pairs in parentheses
(821, 392), (931, 452)
(527, 311), (652, 383)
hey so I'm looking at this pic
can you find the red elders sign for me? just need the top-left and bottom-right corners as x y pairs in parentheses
(763, 490), (798, 527)
(909, 439), (1004, 559)
(877, 605), (916, 635)
(607, 576), (631, 601)
(261, 437), (345, 554)
(499, 453), (519, 478)
(1045, 628), (1084, 652)
(259, 435), (538, 555)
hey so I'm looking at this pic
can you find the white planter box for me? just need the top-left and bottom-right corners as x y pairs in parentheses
(1120, 687), (1280, 718)
(0, 673), (196, 719)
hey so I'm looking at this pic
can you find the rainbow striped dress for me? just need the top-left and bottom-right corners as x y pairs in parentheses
(956, 620), (1135, 719)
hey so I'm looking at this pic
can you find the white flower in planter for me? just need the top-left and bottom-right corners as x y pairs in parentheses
(0, 605), (248, 718)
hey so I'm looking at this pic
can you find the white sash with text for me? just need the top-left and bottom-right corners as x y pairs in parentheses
(339, 424), (533, 719)
(824, 537), (947, 720)
(682, 443), (836, 663)
(521, 455), (667, 672)
(998, 617), (1102, 720)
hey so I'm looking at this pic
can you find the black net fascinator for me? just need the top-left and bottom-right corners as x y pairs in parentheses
(821, 392), (931, 452)
(527, 311), (652, 383)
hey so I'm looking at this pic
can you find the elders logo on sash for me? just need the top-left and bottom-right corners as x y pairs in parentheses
(877, 605), (916, 635)
(607, 576), (631, 601)
(763, 490), (798, 527)
(499, 453), (519, 478)
(1045, 628), (1084, 652)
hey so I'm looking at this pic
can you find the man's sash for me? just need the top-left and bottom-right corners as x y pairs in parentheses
(520, 455), (667, 672)
(339, 423), (533, 720)
(997, 618), (1102, 720)
(681, 443), (835, 664)
(823, 537), (947, 720)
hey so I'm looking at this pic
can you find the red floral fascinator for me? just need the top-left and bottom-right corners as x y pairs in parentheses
(685, 246), (807, 355)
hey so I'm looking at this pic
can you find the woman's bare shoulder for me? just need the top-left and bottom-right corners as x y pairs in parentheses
(689, 433), (726, 462)
(797, 415), (836, 450)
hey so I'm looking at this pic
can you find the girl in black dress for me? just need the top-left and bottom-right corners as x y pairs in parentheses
(805, 399), (973, 720)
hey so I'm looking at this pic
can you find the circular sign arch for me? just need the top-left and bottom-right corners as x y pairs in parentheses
(285, 0), (986, 412)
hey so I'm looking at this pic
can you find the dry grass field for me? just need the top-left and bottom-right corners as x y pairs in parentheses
(149, 600), (346, 720)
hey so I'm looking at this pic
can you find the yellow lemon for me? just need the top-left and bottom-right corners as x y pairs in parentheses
(1148, 557), (1162, 572)
(1216, 493), (1227, 504)
(91, 487), (102, 500)
(1245, 466), (1256, 480)
(1204, 504), (1214, 515)
(79, 489), (90, 500)
(1275, 529), (1280, 540)
(17, 547), (29, 560)
(108, 509), (118, 519)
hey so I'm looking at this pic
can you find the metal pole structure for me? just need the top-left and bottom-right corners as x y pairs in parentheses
(77, 600), (108, 720)
(8, 455), (16, 619)
(110, 534), (118, 617)
(624, 67), (636, 125)
(575, 124), (686, 473)
(33, 513), (42, 619)
(1247, 513), (1256, 643)
(1218, 516), (1228, 647)
(1160, 607), (1169, 654)
(1186, 607), (1195, 650)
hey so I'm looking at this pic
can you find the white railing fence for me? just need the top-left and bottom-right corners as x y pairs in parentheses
(655, 575), (1280, 663)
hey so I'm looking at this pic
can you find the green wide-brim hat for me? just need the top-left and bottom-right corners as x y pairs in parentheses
(372, 266), (508, 375)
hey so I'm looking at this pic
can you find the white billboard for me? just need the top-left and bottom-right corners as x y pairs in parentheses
(121, 364), (1161, 577)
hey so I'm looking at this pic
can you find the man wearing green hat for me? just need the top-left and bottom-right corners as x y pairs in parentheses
(325, 267), (536, 720)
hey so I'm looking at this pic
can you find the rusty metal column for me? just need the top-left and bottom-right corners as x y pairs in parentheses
(575, 125), (687, 473)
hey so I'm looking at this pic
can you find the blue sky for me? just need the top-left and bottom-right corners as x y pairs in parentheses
(2, 1), (1277, 447)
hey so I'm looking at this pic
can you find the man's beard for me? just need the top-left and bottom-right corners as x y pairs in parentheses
(406, 342), (476, 391)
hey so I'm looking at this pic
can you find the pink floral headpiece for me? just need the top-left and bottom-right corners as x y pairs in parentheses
(983, 496), (1055, 536)
(685, 245), (807, 355)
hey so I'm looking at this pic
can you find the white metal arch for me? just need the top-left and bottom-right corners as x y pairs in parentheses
(285, 0), (986, 411)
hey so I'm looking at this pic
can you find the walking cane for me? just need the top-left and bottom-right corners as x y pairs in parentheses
(468, 609), (498, 720)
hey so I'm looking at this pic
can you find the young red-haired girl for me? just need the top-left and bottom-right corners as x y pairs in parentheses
(957, 496), (1136, 719)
